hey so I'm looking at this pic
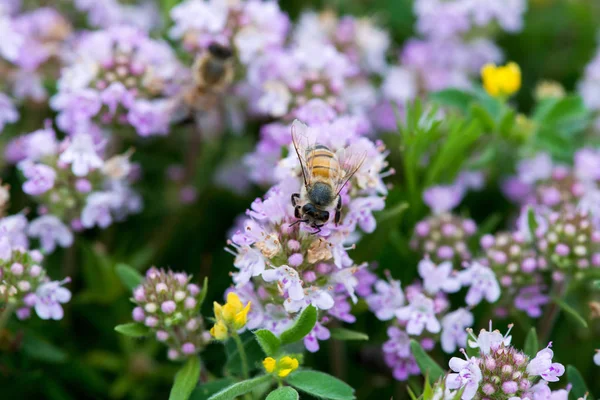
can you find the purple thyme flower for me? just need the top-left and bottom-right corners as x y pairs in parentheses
(395, 293), (441, 335)
(366, 276), (405, 321)
(261, 265), (304, 302)
(418, 258), (461, 295)
(33, 278), (72, 320)
(423, 184), (465, 214)
(441, 308), (474, 353)
(458, 261), (501, 306)
(446, 354), (483, 400)
(526, 343), (565, 382)
(81, 191), (121, 228)
(59, 133), (103, 177)
(20, 162), (56, 195)
(27, 215), (73, 253)
(514, 285), (549, 318)
(0, 92), (18, 132)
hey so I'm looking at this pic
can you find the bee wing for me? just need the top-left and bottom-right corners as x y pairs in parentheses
(334, 146), (367, 196)
(291, 119), (314, 187)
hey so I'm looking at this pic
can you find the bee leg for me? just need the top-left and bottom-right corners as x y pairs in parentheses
(312, 224), (324, 235)
(291, 193), (300, 207)
(334, 195), (342, 225)
(294, 206), (302, 219)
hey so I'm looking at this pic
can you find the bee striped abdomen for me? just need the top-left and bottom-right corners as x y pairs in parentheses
(307, 145), (340, 180)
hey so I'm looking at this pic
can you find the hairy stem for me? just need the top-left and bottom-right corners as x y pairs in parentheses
(538, 277), (570, 345)
(232, 332), (249, 380)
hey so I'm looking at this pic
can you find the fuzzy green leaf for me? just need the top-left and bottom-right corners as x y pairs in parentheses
(429, 89), (474, 113)
(552, 297), (588, 328)
(208, 375), (272, 400)
(329, 328), (369, 341)
(266, 387), (299, 400)
(286, 370), (355, 400)
(169, 356), (201, 400)
(567, 365), (591, 400)
(115, 263), (144, 290)
(410, 340), (445, 383)
(523, 327), (539, 358)
(197, 277), (209, 308)
(593, 280), (600, 290)
(190, 379), (236, 400)
(254, 329), (281, 356)
(527, 207), (538, 239)
(114, 323), (150, 338)
(279, 305), (317, 345)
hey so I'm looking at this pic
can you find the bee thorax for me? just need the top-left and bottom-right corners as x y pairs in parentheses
(308, 181), (334, 207)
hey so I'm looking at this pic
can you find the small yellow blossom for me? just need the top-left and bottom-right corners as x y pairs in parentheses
(262, 357), (277, 373)
(210, 292), (251, 340)
(262, 356), (300, 377)
(277, 356), (299, 377)
(481, 62), (521, 97)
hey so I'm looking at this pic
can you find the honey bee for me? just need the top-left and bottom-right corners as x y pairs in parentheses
(184, 42), (234, 110)
(290, 120), (366, 233)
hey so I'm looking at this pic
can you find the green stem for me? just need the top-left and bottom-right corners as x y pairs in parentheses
(538, 277), (570, 344)
(0, 303), (16, 333)
(232, 332), (249, 380)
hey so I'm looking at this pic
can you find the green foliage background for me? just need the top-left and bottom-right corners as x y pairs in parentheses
(1, 0), (600, 399)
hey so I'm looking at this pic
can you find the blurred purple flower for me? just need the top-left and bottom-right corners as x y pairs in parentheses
(423, 184), (465, 214)
(21, 162), (56, 195)
(27, 215), (73, 253)
(33, 278), (71, 320)
(396, 293), (441, 335)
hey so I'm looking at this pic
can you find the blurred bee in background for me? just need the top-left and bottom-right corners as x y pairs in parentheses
(290, 120), (366, 233)
(184, 42), (234, 111)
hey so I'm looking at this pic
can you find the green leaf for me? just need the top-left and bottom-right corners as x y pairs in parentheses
(115, 263), (144, 290)
(266, 387), (299, 400)
(21, 331), (68, 363)
(469, 104), (496, 131)
(567, 365), (591, 400)
(552, 297), (588, 328)
(208, 375), (273, 400)
(254, 329), (281, 356)
(114, 323), (150, 338)
(523, 327), (539, 358)
(197, 277), (209, 308)
(169, 357), (201, 400)
(190, 379), (236, 400)
(429, 89), (474, 113)
(329, 328), (369, 341)
(410, 340), (444, 383)
(593, 280), (600, 289)
(527, 207), (538, 239)
(286, 370), (355, 400)
(225, 331), (266, 375)
(499, 108), (516, 139)
(279, 305), (317, 345)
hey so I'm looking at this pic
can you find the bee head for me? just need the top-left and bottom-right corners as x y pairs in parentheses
(302, 203), (329, 223)
(208, 42), (233, 60)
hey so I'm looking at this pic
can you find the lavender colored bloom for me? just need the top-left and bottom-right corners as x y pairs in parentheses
(467, 321), (512, 355)
(261, 265), (304, 302)
(33, 278), (71, 320)
(20, 163), (56, 195)
(366, 277), (405, 320)
(526, 344), (565, 382)
(381, 66), (418, 105)
(517, 153), (553, 185)
(0, 93), (18, 132)
(423, 184), (465, 214)
(81, 192), (120, 228)
(458, 261), (501, 306)
(446, 355), (483, 400)
(75, 0), (160, 32)
(594, 350), (600, 366)
(514, 285), (549, 318)
(303, 322), (330, 353)
(0, 9), (24, 62)
(418, 258), (461, 295)
(441, 308), (474, 353)
(574, 148), (600, 182)
(59, 133), (103, 177)
(396, 293), (441, 335)
(27, 215), (73, 253)
(127, 99), (171, 137)
(0, 214), (29, 253)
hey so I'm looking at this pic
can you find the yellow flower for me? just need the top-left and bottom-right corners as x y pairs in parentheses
(277, 356), (299, 377)
(262, 357), (277, 373)
(210, 320), (228, 341)
(262, 356), (299, 378)
(212, 292), (252, 338)
(481, 62), (521, 97)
